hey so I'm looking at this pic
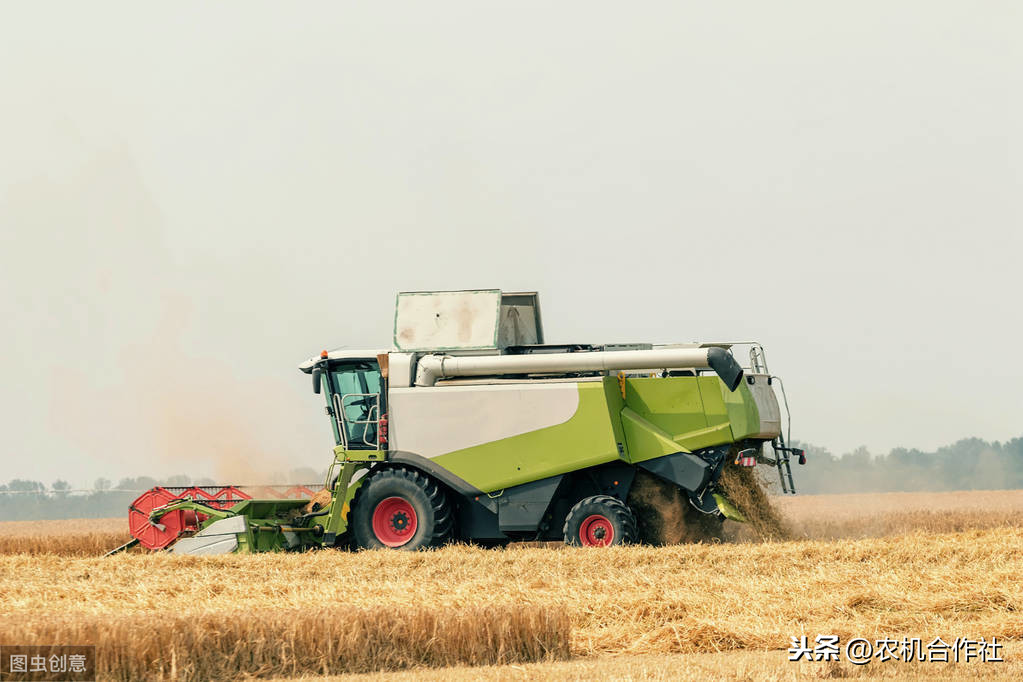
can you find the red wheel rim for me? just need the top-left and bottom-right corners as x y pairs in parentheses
(371, 496), (418, 547)
(579, 514), (615, 546)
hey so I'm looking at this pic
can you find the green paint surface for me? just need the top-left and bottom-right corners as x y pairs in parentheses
(623, 376), (744, 457)
(431, 382), (620, 492)
(601, 376), (629, 459)
(387, 375), (764, 495)
(623, 377), (708, 433)
(723, 379), (760, 440)
(621, 407), (690, 461)
(697, 376), (760, 441)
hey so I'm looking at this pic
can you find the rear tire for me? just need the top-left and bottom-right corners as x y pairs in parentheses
(351, 468), (453, 550)
(563, 495), (637, 547)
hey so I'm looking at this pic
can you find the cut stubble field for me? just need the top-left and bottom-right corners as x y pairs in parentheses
(4, 488), (1021, 552)
(1, 490), (1021, 680)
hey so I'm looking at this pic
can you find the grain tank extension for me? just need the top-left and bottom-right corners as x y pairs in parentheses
(118, 289), (805, 554)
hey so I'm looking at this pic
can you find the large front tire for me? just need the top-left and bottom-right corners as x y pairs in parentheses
(351, 468), (452, 550)
(563, 495), (637, 547)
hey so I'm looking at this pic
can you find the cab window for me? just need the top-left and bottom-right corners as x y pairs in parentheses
(330, 361), (381, 449)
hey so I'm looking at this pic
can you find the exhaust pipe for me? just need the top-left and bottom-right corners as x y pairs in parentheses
(416, 346), (744, 390)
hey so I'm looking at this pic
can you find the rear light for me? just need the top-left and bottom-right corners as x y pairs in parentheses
(734, 448), (757, 467)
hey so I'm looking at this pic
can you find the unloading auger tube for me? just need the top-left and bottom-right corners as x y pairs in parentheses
(414, 346), (744, 390)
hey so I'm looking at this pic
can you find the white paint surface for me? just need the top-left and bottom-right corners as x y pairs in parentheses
(747, 374), (782, 438)
(394, 290), (501, 350)
(388, 382), (580, 458)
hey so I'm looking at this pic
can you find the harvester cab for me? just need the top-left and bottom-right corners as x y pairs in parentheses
(313, 356), (386, 451)
(116, 289), (804, 555)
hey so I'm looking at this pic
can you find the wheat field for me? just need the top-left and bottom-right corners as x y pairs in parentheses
(322, 644), (1023, 681)
(0, 518), (130, 557)
(3, 489), (1022, 556)
(0, 518), (127, 536)
(0, 606), (569, 680)
(1, 490), (1021, 679)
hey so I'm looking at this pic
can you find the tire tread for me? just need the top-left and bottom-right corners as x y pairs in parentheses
(351, 466), (453, 549)
(562, 494), (637, 546)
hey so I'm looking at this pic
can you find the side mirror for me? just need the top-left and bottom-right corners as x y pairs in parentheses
(312, 368), (323, 394)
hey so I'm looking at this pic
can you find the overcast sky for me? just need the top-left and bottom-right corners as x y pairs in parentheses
(1, 3), (1020, 487)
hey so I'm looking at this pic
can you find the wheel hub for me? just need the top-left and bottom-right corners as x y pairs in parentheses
(371, 496), (419, 547)
(579, 514), (615, 547)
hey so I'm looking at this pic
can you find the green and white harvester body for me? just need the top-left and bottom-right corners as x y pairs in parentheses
(124, 290), (803, 554)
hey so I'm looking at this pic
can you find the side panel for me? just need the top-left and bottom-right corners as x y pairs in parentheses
(601, 377), (629, 459)
(387, 352), (416, 389)
(697, 375), (730, 436)
(714, 378), (761, 442)
(497, 475), (564, 532)
(636, 451), (712, 493)
(622, 376), (763, 460)
(623, 376), (731, 457)
(171, 516), (246, 555)
(745, 374), (781, 438)
(621, 407), (693, 461)
(424, 383), (620, 492)
(389, 383), (581, 458)
(622, 376), (709, 438)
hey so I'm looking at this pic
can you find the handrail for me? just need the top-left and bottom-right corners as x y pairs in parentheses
(338, 392), (383, 450)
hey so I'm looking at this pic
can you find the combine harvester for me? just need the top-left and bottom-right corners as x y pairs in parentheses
(117, 290), (804, 554)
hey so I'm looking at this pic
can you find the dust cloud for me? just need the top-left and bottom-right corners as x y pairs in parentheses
(628, 460), (791, 545)
(2, 131), (326, 487)
(628, 470), (725, 544)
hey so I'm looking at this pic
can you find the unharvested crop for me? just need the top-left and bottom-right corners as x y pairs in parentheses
(2, 493), (1021, 679)
(0, 606), (569, 680)
(0, 532), (130, 556)
(773, 489), (1023, 541)
(2, 528), (1020, 660)
(0, 518), (130, 556)
(778, 489), (1023, 520)
(0, 518), (126, 536)
(331, 645), (1023, 682)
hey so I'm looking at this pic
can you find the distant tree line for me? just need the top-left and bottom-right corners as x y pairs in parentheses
(0, 469), (326, 521)
(0, 477), (167, 521)
(3, 438), (1023, 520)
(789, 437), (1023, 495)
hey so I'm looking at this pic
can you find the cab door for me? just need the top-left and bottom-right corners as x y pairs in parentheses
(330, 360), (383, 450)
